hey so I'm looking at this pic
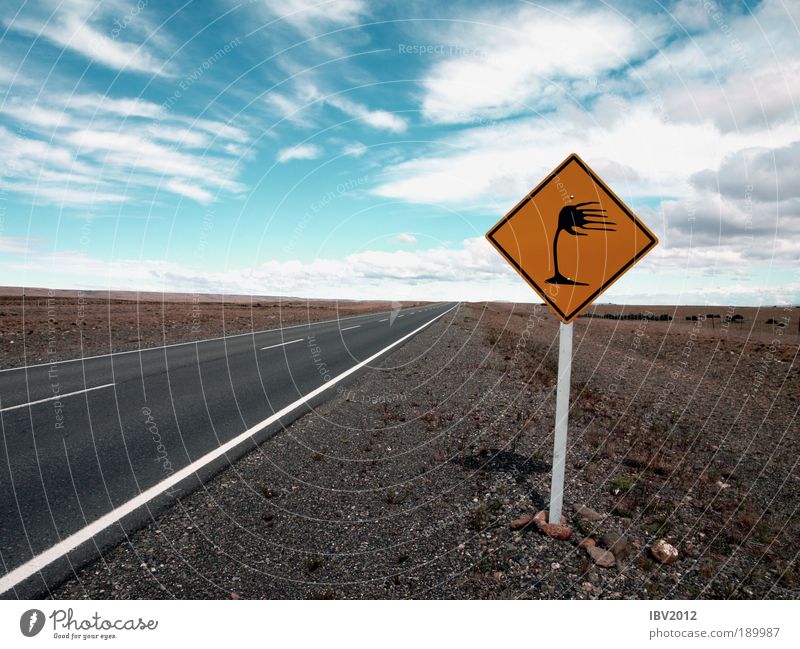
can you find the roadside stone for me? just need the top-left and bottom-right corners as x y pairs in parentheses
(533, 510), (573, 540)
(575, 505), (605, 522)
(602, 532), (630, 561)
(577, 537), (596, 549)
(510, 514), (536, 530)
(586, 545), (616, 568)
(651, 539), (679, 565)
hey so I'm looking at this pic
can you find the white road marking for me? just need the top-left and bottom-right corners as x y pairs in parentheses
(379, 318), (388, 322)
(261, 338), (304, 350)
(0, 383), (115, 414)
(0, 304), (458, 595)
(340, 325), (360, 332)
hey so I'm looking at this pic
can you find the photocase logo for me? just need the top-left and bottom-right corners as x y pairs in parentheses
(20, 609), (45, 637)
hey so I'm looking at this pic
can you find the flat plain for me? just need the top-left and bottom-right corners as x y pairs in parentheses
(27, 297), (796, 599)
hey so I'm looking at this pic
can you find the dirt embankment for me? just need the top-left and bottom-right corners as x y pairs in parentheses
(53, 302), (798, 599)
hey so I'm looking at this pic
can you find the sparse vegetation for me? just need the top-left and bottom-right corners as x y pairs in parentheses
(468, 499), (502, 531)
(382, 488), (412, 505)
(305, 556), (326, 572)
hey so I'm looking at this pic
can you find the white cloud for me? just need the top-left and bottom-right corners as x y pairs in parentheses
(0, 102), (72, 129)
(258, 0), (369, 35)
(264, 91), (316, 127)
(658, 62), (800, 133)
(61, 94), (164, 119)
(6, 5), (167, 76)
(0, 84), (251, 207)
(165, 179), (214, 203)
(372, 102), (799, 208)
(277, 143), (323, 163)
(342, 141), (367, 157)
(192, 119), (249, 144)
(391, 233), (417, 245)
(144, 124), (209, 149)
(327, 95), (407, 133)
(264, 81), (407, 134)
(419, 5), (665, 124)
(65, 129), (244, 192)
(3, 182), (126, 206)
(631, 0), (800, 133)
(690, 141), (800, 202)
(0, 237), (35, 254)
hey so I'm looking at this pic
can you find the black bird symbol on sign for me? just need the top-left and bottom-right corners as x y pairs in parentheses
(546, 201), (616, 285)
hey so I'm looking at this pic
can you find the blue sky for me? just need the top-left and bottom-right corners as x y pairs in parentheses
(0, 0), (797, 304)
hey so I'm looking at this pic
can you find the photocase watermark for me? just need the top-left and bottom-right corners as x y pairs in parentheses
(594, 313), (653, 418)
(43, 288), (67, 431)
(634, 314), (703, 432)
(142, 406), (178, 493)
(509, 304), (548, 370)
(1, 123), (30, 239)
(20, 609), (45, 637)
(398, 43), (485, 58)
(21, 608), (158, 641)
(704, 1), (750, 69)
(110, 0), (148, 39)
(308, 335), (332, 383)
(750, 308), (791, 400)
(337, 386), (407, 405)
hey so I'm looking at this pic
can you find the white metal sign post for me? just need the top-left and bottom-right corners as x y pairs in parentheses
(548, 321), (572, 524)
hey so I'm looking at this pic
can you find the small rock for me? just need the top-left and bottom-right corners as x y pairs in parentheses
(602, 532), (630, 560)
(586, 545), (616, 568)
(533, 510), (572, 540)
(581, 581), (593, 592)
(230, 592), (240, 600)
(577, 537), (596, 549)
(510, 514), (536, 530)
(575, 505), (605, 522)
(651, 539), (679, 565)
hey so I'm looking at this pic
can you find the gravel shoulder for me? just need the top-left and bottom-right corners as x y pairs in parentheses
(52, 302), (799, 599)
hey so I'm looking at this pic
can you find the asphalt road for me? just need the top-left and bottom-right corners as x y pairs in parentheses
(0, 302), (459, 597)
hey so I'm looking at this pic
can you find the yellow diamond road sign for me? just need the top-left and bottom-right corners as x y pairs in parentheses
(486, 153), (658, 322)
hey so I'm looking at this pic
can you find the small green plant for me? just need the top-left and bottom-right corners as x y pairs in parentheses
(610, 473), (635, 494)
(305, 556), (326, 572)
(475, 550), (496, 573)
(382, 488), (412, 505)
(468, 499), (502, 531)
(611, 495), (637, 518)
(641, 516), (672, 537)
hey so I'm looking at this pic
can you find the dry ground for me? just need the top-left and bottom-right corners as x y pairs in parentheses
(0, 287), (418, 369)
(50, 301), (799, 600)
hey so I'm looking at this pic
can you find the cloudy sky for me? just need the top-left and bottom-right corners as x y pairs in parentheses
(0, 0), (797, 304)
